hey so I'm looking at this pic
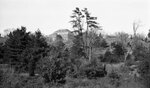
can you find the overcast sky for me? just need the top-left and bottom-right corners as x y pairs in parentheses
(0, 0), (149, 35)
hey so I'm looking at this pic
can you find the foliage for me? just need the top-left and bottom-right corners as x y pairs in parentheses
(0, 66), (45, 88)
(69, 34), (87, 78)
(38, 39), (71, 84)
(4, 27), (48, 76)
(138, 53), (150, 88)
(70, 58), (107, 79)
(132, 37), (150, 88)
(70, 7), (86, 60)
(115, 32), (129, 47)
(93, 33), (108, 48)
(70, 35), (85, 59)
(101, 41), (126, 63)
(108, 70), (121, 87)
(82, 8), (100, 29)
(21, 30), (49, 76)
(70, 7), (101, 61)
(4, 27), (31, 71)
(102, 50), (123, 63)
(70, 7), (84, 36)
(100, 39), (109, 48)
(138, 60), (150, 75)
(111, 42), (126, 56)
(0, 66), (19, 88)
(1, 7), (150, 88)
(82, 8), (101, 61)
(81, 65), (107, 79)
(0, 43), (4, 63)
(133, 44), (148, 61)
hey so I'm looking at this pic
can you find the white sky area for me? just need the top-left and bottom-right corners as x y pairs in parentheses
(0, 0), (150, 36)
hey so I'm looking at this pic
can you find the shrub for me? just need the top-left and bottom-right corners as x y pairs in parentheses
(39, 54), (71, 84)
(67, 59), (84, 78)
(102, 42), (126, 63)
(74, 58), (107, 79)
(103, 51), (122, 63)
(138, 60), (150, 88)
(111, 42), (126, 56)
(138, 60), (149, 75)
(108, 70), (121, 87)
(84, 66), (107, 79)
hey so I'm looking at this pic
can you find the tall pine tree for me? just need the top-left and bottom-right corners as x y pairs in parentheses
(22, 30), (48, 76)
(82, 8), (101, 61)
(5, 27), (30, 71)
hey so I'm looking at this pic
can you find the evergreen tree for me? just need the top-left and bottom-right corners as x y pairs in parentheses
(0, 43), (4, 63)
(82, 8), (101, 61)
(22, 30), (48, 76)
(4, 27), (30, 71)
(111, 42), (126, 56)
(70, 7), (84, 36)
(70, 7), (86, 59)
(70, 35), (85, 58)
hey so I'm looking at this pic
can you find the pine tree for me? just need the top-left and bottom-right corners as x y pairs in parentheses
(70, 7), (84, 36)
(70, 7), (85, 59)
(82, 8), (101, 61)
(5, 27), (30, 71)
(22, 30), (48, 76)
(0, 43), (4, 63)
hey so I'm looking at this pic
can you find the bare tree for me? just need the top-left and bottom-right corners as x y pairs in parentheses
(133, 21), (142, 37)
(115, 32), (129, 47)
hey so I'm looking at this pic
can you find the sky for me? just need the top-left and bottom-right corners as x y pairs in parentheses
(0, 0), (150, 36)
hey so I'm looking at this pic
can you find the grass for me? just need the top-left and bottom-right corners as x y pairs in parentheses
(0, 64), (146, 88)
(65, 76), (144, 88)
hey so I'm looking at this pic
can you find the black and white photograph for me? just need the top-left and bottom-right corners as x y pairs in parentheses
(0, 0), (150, 88)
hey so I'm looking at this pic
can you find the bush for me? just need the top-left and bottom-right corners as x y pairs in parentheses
(138, 60), (150, 88)
(101, 42), (126, 63)
(111, 42), (126, 56)
(39, 54), (71, 84)
(138, 60), (149, 75)
(73, 58), (107, 79)
(133, 43), (150, 88)
(102, 51), (122, 63)
(83, 66), (107, 79)
(108, 70), (121, 87)
(67, 59), (84, 78)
